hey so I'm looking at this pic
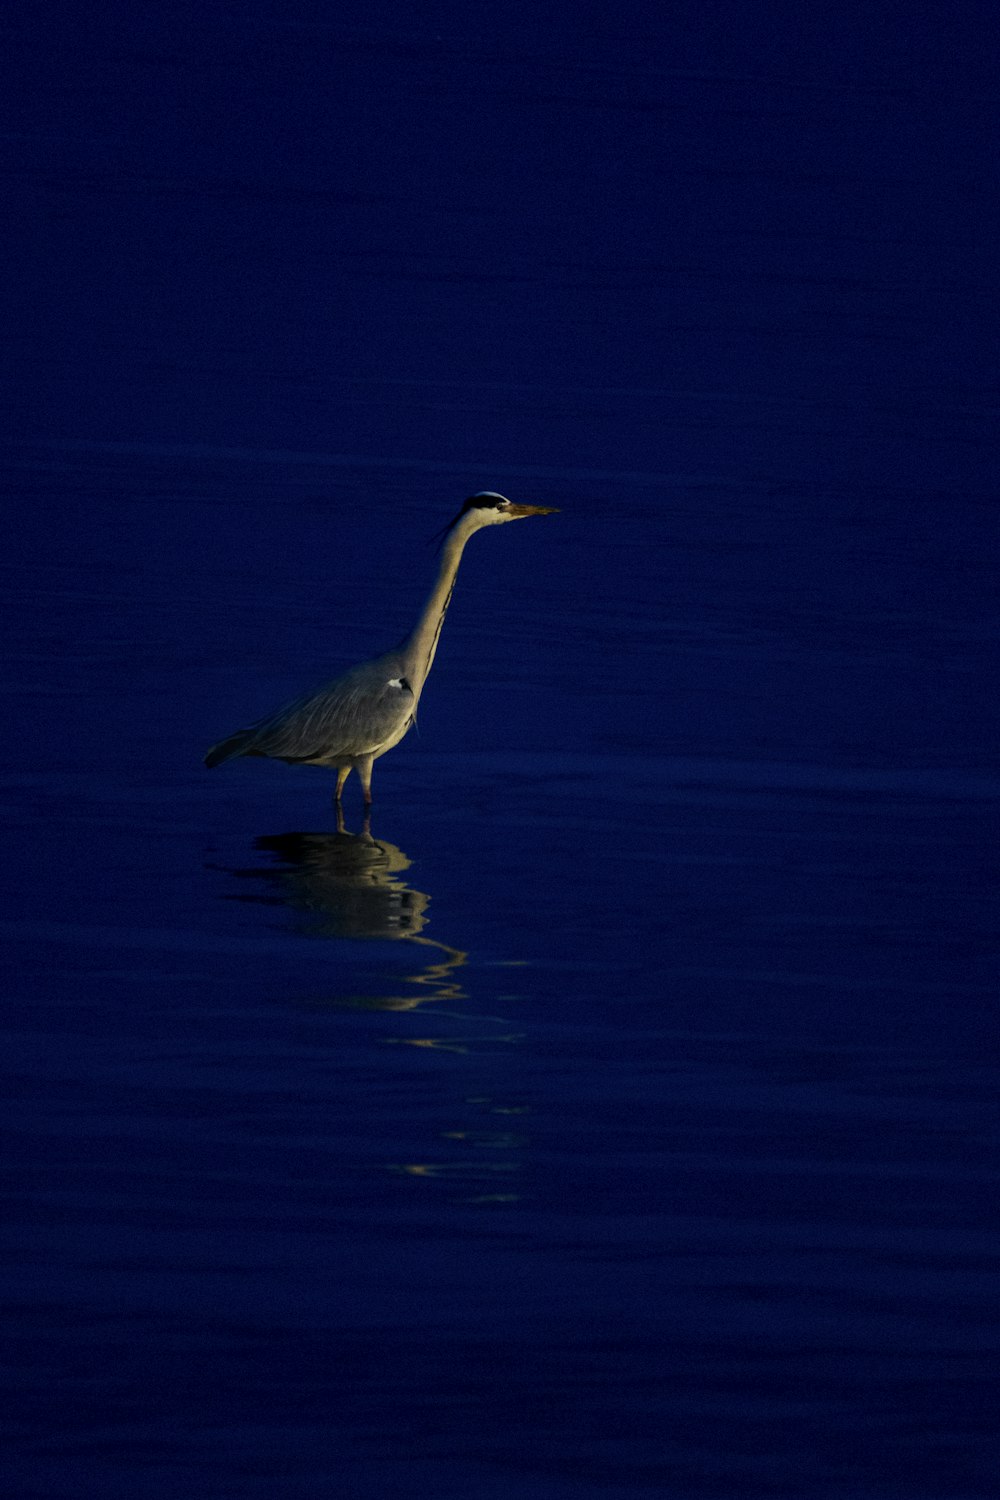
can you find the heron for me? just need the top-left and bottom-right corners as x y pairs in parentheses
(204, 492), (558, 804)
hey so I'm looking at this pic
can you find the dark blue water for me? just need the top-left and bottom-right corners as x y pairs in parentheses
(3, 5), (998, 1497)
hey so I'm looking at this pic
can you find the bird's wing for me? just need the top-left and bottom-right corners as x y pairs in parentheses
(241, 662), (414, 762)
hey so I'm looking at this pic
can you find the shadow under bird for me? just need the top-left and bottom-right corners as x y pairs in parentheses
(205, 492), (558, 803)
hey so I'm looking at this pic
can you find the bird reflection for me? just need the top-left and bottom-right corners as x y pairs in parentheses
(226, 809), (467, 1010)
(219, 813), (528, 1199)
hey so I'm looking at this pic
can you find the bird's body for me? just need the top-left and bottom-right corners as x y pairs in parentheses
(204, 651), (415, 780)
(205, 493), (557, 803)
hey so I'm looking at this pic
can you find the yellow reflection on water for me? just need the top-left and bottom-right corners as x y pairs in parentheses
(387, 1030), (523, 1053)
(245, 813), (468, 1011)
(389, 1161), (520, 1181)
(225, 811), (529, 1200)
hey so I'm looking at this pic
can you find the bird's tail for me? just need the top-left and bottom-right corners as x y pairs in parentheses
(204, 728), (256, 769)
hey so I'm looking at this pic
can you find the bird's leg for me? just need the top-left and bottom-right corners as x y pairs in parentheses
(335, 802), (347, 835)
(357, 755), (375, 808)
(334, 766), (350, 802)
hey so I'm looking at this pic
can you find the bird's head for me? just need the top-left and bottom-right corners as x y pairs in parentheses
(435, 492), (559, 544)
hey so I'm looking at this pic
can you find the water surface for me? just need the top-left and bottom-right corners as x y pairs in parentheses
(3, 5), (998, 1497)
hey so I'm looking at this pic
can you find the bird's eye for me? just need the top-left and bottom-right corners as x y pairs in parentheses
(496, 499), (508, 509)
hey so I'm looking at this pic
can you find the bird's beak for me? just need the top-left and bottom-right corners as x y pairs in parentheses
(508, 503), (559, 518)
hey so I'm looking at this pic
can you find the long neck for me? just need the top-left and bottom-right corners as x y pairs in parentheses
(399, 519), (477, 692)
